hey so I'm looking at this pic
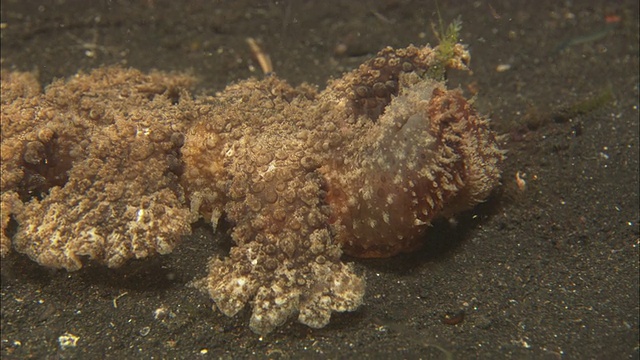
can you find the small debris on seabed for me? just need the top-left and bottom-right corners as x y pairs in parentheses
(58, 333), (80, 349)
(496, 64), (511, 72)
(516, 171), (527, 191)
(442, 310), (465, 325)
(246, 37), (273, 75)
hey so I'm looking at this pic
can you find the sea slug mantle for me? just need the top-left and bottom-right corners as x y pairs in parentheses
(1, 42), (503, 334)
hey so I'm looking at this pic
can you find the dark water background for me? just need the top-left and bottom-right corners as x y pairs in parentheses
(1, 1), (638, 358)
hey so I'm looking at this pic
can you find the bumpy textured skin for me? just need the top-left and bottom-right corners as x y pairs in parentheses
(182, 44), (502, 333)
(1, 43), (503, 334)
(1, 71), (42, 256)
(1, 68), (194, 269)
(183, 77), (366, 334)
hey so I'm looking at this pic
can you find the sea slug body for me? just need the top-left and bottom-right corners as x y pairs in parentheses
(182, 43), (502, 333)
(1, 42), (503, 334)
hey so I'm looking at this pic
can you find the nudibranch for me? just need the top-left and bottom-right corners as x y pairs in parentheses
(182, 42), (502, 333)
(1, 42), (502, 335)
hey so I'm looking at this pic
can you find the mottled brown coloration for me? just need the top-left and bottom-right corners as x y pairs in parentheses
(1, 68), (195, 269)
(1, 191), (21, 257)
(183, 77), (366, 334)
(183, 44), (502, 333)
(1, 43), (503, 334)
(323, 78), (502, 258)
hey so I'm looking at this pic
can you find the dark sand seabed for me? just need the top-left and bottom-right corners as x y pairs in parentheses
(0, 0), (638, 358)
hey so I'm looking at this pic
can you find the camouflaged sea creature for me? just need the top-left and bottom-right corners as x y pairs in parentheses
(1, 42), (502, 334)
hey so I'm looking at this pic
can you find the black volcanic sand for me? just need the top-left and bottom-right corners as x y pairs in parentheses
(1, 1), (638, 358)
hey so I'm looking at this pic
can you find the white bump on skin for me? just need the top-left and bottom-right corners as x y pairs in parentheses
(386, 194), (395, 204)
(382, 212), (390, 224)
